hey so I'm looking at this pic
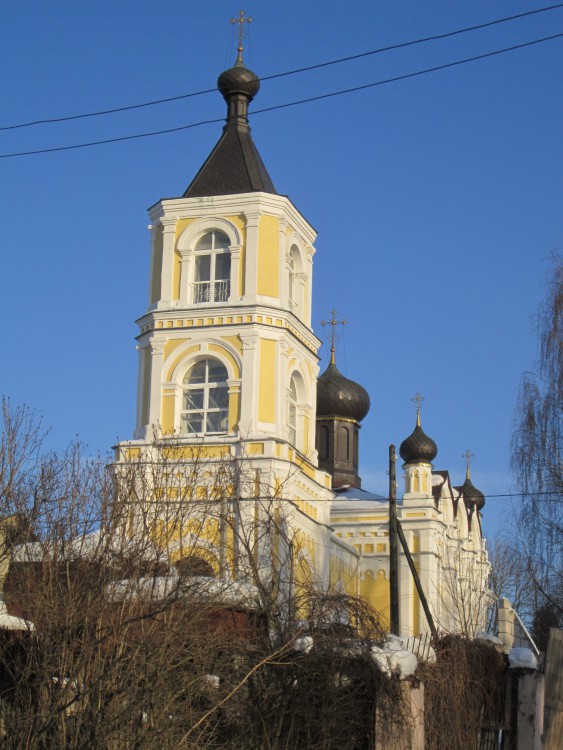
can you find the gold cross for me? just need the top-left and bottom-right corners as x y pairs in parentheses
(231, 10), (253, 65)
(411, 392), (425, 425)
(462, 449), (474, 478)
(320, 310), (347, 365)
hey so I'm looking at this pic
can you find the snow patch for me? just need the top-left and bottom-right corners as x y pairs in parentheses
(508, 647), (538, 670)
(475, 631), (503, 647)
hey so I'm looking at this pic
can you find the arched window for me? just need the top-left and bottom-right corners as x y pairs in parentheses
(193, 231), (230, 304)
(288, 377), (298, 446)
(337, 425), (350, 460)
(318, 424), (330, 459)
(175, 556), (215, 578)
(181, 358), (229, 434)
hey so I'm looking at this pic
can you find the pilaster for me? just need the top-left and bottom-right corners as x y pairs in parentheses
(159, 217), (177, 307)
(148, 340), (166, 433)
(244, 213), (260, 304)
(238, 331), (260, 435)
(229, 244), (242, 302)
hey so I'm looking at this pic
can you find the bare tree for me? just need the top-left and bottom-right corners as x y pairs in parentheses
(0, 404), (409, 749)
(511, 255), (563, 621)
(486, 536), (534, 628)
(435, 537), (492, 638)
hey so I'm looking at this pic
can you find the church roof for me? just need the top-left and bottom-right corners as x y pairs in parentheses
(333, 486), (386, 502)
(183, 60), (277, 198)
(183, 126), (276, 198)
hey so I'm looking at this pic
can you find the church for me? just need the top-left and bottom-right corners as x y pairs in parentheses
(114, 45), (491, 639)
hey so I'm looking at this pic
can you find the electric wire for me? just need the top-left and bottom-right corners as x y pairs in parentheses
(1, 32), (561, 160)
(1, 3), (561, 132)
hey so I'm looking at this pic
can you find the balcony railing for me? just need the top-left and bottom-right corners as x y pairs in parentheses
(192, 280), (230, 305)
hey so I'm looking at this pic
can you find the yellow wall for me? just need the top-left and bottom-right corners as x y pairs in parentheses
(175, 217), (195, 239)
(165, 344), (199, 382)
(162, 392), (175, 433)
(228, 391), (239, 433)
(164, 338), (190, 361)
(258, 339), (276, 423)
(209, 343), (240, 378)
(257, 215), (279, 297)
(221, 335), (243, 355)
(360, 569), (390, 630)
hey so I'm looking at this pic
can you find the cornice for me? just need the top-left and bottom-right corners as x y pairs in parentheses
(148, 192), (317, 244)
(135, 304), (322, 355)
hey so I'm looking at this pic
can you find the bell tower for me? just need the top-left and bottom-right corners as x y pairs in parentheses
(132, 49), (323, 468)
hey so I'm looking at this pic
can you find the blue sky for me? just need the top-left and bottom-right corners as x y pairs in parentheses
(1, 1), (561, 539)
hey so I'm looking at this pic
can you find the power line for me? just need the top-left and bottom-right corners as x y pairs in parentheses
(474, 490), (563, 500)
(1, 3), (562, 132)
(1, 32), (561, 161)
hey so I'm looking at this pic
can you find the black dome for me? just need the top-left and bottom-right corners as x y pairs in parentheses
(317, 362), (370, 423)
(399, 419), (438, 464)
(461, 475), (485, 510)
(218, 63), (260, 102)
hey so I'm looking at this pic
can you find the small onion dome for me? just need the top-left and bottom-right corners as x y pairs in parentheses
(218, 63), (260, 103)
(461, 473), (485, 510)
(399, 416), (438, 464)
(317, 361), (370, 423)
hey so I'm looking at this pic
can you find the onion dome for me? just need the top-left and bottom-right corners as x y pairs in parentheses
(316, 355), (370, 423)
(218, 62), (260, 102)
(399, 414), (438, 464)
(461, 469), (486, 510)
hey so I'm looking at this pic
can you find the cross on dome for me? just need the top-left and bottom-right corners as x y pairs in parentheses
(320, 309), (347, 365)
(230, 10), (253, 66)
(411, 392), (425, 426)
(462, 449), (474, 479)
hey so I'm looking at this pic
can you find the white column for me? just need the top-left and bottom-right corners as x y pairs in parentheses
(178, 248), (194, 305)
(227, 379), (242, 434)
(229, 244), (242, 302)
(148, 340), (165, 435)
(159, 217), (177, 307)
(147, 225), (158, 309)
(277, 339), (289, 433)
(238, 332), (259, 436)
(302, 403), (314, 457)
(134, 343), (147, 439)
(244, 213), (260, 304)
(399, 524), (415, 636)
(304, 244), (314, 327)
(296, 272), (307, 321)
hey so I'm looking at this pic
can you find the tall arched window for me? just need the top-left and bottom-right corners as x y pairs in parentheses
(318, 424), (330, 460)
(288, 377), (298, 446)
(193, 231), (230, 304)
(181, 359), (229, 434)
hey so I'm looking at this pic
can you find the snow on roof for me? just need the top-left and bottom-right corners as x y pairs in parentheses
(508, 647), (538, 670)
(0, 601), (34, 631)
(333, 487), (387, 502)
(12, 530), (167, 565)
(105, 574), (261, 608)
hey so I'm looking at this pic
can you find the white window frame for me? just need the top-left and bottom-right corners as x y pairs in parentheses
(181, 358), (229, 435)
(192, 231), (231, 305)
